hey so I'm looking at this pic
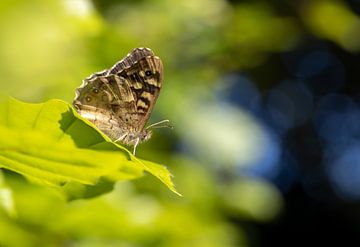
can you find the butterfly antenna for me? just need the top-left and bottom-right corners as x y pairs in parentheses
(146, 119), (173, 130)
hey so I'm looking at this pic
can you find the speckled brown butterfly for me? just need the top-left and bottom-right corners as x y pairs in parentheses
(73, 47), (171, 155)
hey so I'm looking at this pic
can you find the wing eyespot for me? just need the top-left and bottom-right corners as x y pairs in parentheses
(145, 70), (152, 76)
(85, 96), (92, 102)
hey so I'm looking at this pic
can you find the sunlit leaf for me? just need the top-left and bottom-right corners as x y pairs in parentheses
(0, 97), (179, 199)
(0, 170), (16, 217)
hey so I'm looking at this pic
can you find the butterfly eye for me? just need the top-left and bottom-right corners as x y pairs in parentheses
(145, 70), (152, 76)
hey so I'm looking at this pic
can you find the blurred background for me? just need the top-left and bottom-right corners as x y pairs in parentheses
(1, 0), (360, 246)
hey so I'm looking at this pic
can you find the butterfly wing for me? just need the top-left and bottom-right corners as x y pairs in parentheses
(73, 47), (163, 141)
(107, 47), (163, 131)
(73, 74), (139, 140)
(116, 56), (163, 130)
(108, 47), (156, 75)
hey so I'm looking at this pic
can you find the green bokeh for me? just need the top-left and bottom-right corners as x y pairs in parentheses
(3, 0), (355, 246)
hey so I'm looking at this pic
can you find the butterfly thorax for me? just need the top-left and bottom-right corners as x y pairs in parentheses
(117, 129), (152, 146)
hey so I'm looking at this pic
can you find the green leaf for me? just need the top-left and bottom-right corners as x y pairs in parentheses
(0, 97), (179, 199)
(0, 170), (16, 217)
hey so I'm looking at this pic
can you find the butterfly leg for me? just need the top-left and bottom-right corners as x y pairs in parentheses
(115, 133), (127, 143)
(132, 137), (140, 155)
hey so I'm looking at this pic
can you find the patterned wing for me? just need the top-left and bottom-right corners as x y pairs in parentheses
(73, 47), (163, 141)
(109, 48), (164, 130)
(73, 74), (138, 140)
(108, 47), (156, 75)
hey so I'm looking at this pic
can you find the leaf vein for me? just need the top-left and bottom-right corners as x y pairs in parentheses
(31, 103), (45, 130)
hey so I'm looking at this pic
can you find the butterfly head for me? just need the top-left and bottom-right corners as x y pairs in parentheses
(123, 130), (153, 146)
(121, 119), (172, 145)
(139, 129), (153, 143)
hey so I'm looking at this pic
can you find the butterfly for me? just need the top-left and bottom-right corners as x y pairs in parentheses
(73, 47), (171, 155)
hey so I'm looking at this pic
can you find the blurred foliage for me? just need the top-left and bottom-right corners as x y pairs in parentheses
(0, 0), (359, 246)
(301, 0), (360, 51)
